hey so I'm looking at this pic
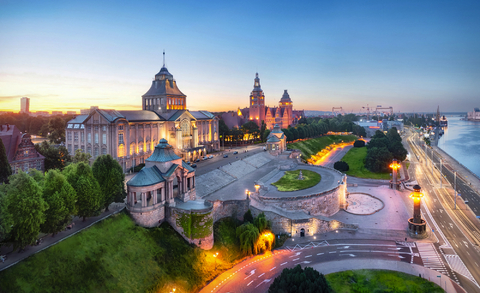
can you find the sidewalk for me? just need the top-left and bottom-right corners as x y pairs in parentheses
(0, 203), (125, 272)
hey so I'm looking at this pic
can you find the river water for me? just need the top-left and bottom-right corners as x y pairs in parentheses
(438, 116), (480, 177)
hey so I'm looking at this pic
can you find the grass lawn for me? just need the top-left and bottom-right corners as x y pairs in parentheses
(288, 135), (357, 159)
(0, 212), (244, 293)
(272, 169), (321, 191)
(342, 147), (391, 180)
(326, 269), (444, 293)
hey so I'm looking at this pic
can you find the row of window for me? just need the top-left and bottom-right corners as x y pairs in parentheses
(67, 132), (107, 144)
(67, 124), (107, 131)
(12, 161), (42, 173)
(67, 144), (107, 157)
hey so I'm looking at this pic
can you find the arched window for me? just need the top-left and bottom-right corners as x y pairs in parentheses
(181, 119), (190, 137)
(118, 144), (125, 157)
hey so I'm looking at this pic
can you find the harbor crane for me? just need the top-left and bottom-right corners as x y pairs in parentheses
(374, 106), (393, 118)
(332, 107), (343, 117)
(362, 105), (371, 120)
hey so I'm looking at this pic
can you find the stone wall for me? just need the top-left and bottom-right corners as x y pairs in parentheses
(210, 199), (250, 222)
(127, 205), (165, 227)
(258, 186), (342, 217)
(167, 205), (214, 250)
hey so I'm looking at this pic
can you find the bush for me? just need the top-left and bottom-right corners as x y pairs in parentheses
(129, 163), (145, 173)
(353, 139), (365, 147)
(333, 161), (349, 172)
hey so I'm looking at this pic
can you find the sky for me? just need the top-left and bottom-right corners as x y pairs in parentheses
(1, 0), (479, 114)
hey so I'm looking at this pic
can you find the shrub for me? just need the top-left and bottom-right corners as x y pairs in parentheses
(269, 265), (332, 293)
(334, 161), (349, 172)
(353, 139), (365, 147)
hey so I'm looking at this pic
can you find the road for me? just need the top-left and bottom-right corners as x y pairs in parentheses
(405, 127), (480, 292)
(200, 239), (424, 293)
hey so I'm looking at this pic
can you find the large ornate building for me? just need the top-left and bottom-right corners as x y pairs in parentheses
(0, 124), (45, 174)
(65, 62), (220, 171)
(222, 73), (304, 130)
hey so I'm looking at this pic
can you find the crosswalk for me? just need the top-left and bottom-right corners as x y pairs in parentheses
(416, 242), (450, 276)
(395, 241), (416, 247)
(444, 255), (477, 285)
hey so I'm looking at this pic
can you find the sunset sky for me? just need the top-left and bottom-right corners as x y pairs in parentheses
(1, 1), (479, 113)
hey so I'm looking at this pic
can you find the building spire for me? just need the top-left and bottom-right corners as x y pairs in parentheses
(163, 50), (165, 68)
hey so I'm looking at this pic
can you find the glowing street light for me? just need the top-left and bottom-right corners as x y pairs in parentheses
(390, 159), (401, 190)
(408, 185), (426, 235)
(245, 189), (251, 199)
(254, 184), (260, 193)
(213, 252), (219, 271)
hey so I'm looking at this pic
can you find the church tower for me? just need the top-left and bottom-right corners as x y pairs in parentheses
(248, 73), (265, 127)
(279, 90), (293, 129)
(142, 52), (187, 113)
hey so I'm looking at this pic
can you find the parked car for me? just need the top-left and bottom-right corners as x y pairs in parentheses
(233, 151), (238, 154)
(223, 154), (228, 158)
(187, 161), (192, 165)
(209, 155), (213, 159)
(196, 159), (200, 162)
(191, 164), (197, 168)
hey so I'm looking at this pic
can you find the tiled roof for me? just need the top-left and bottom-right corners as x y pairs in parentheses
(68, 115), (89, 124)
(166, 110), (186, 121)
(118, 110), (164, 122)
(267, 135), (280, 142)
(142, 76), (185, 97)
(182, 161), (195, 173)
(191, 111), (215, 120)
(164, 164), (179, 177)
(97, 109), (125, 123)
(146, 139), (181, 163)
(127, 165), (165, 187)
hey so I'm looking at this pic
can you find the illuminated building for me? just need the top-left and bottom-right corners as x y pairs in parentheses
(20, 97), (30, 114)
(65, 58), (220, 171)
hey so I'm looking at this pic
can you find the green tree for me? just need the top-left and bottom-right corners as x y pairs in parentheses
(72, 148), (92, 164)
(92, 155), (126, 211)
(297, 126), (306, 139)
(6, 171), (48, 250)
(263, 129), (271, 142)
(0, 185), (13, 245)
(253, 212), (270, 233)
(334, 161), (349, 172)
(282, 128), (293, 142)
(64, 163), (102, 221)
(243, 209), (254, 223)
(269, 265), (332, 293)
(353, 140), (365, 147)
(0, 138), (12, 184)
(365, 147), (393, 173)
(389, 141), (408, 161)
(35, 141), (71, 171)
(290, 128), (299, 140)
(28, 168), (45, 187)
(260, 120), (267, 142)
(242, 121), (260, 141)
(41, 170), (77, 235)
(236, 222), (260, 255)
(47, 116), (66, 144)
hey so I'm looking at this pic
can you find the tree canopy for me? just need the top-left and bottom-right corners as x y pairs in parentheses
(5, 171), (48, 250)
(35, 141), (71, 171)
(269, 265), (332, 293)
(92, 154), (126, 210)
(365, 128), (407, 173)
(72, 149), (92, 164)
(0, 138), (12, 184)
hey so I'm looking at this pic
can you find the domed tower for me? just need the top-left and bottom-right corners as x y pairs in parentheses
(248, 73), (265, 127)
(142, 52), (186, 113)
(279, 90), (293, 129)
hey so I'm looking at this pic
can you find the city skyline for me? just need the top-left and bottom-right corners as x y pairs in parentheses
(1, 1), (479, 113)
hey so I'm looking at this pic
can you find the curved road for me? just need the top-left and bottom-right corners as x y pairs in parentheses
(200, 239), (422, 293)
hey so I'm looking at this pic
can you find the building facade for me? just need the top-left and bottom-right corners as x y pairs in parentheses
(65, 65), (220, 171)
(468, 108), (480, 121)
(20, 97), (30, 114)
(222, 73), (304, 130)
(0, 124), (44, 174)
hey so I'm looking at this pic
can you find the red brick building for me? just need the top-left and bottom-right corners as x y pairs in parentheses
(0, 124), (45, 174)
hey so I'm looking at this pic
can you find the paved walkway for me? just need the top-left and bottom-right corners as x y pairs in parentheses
(0, 203), (125, 272)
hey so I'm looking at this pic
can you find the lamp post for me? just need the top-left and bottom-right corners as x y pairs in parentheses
(213, 252), (219, 271)
(454, 171), (457, 210)
(245, 189), (251, 199)
(408, 184), (426, 236)
(439, 159), (443, 189)
(389, 159), (401, 190)
(254, 184), (260, 194)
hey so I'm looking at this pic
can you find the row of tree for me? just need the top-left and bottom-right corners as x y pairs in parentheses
(0, 155), (125, 250)
(365, 128), (408, 173)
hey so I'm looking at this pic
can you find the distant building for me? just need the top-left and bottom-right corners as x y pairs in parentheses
(222, 73), (304, 130)
(467, 108), (480, 121)
(0, 124), (45, 174)
(51, 111), (63, 115)
(20, 97), (30, 114)
(34, 111), (49, 117)
(81, 107), (98, 115)
(66, 111), (77, 115)
(66, 62), (219, 171)
(266, 124), (286, 155)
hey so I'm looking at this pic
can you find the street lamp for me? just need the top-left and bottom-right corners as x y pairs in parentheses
(408, 184), (426, 236)
(213, 252), (219, 271)
(254, 184), (260, 193)
(389, 159), (401, 190)
(245, 189), (251, 199)
(454, 170), (457, 209)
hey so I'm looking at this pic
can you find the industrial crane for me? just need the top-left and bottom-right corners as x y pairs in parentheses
(374, 106), (393, 118)
(362, 105), (371, 120)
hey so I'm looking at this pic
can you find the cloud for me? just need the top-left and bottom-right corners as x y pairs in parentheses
(0, 94), (59, 102)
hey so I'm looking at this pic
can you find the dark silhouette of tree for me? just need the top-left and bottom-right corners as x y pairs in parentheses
(0, 138), (12, 184)
(269, 265), (332, 293)
(334, 161), (349, 172)
(92, 155), (126, 211)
